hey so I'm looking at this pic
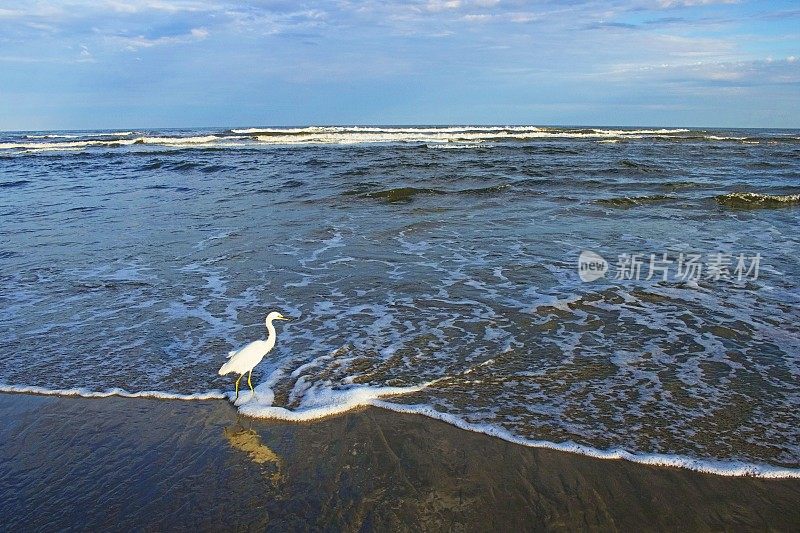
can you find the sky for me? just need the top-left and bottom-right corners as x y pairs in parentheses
(0, 0), (798, 129)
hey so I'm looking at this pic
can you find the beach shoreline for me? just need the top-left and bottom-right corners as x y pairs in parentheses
(1, 392), (798, 531)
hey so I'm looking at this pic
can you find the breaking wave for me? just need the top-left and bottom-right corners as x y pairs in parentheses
(596, 194), (676, 207)
(343, 184), (510, 203)
(716, 192), (800, 209)
(0, 126), (724, 153)
(0, 135), (238, 152)
(24, 131), (136, 139)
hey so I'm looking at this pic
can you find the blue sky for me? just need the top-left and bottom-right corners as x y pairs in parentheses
(0, 0), (798, 129)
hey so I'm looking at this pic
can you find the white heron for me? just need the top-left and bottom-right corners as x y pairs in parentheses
(219, 311), (289, 401)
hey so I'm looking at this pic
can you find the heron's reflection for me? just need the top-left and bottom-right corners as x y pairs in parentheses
(224, 419), (283, 484)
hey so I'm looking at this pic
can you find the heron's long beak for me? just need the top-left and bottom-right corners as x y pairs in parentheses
(277, 317), (290, 321)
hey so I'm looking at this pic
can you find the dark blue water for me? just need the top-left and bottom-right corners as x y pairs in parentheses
(1, 126), (799, 475)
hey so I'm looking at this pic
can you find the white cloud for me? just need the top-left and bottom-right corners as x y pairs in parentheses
(657, 0), (738, 7)
(601, 57), (800, 88)
(0, 8), (23, 18)
(111, 26), (209, 49)
(78, 1), (213, 14)
(426, 0), (462, 11)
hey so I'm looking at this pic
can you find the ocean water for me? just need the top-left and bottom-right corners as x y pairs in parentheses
(1, 126), (799, 477)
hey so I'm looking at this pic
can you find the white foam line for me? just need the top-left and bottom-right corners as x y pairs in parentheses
(4, 383), (797, 478)
(0, 135), (234, 151)
(0, 384), (225, 401)
(235, 383), (429, 421)
(370, 400), (800, 479)
(25, 131), (135, 139)
(232, 126), (689, 135)
(229, 380), (800, 478)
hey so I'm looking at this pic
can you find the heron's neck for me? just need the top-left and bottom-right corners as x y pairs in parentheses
(265, 320), (276, 341)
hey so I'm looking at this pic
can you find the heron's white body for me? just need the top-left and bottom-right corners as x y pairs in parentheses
(219, 312), (285, 378)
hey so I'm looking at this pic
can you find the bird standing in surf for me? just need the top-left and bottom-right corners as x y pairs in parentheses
(219, 311), (289, 401)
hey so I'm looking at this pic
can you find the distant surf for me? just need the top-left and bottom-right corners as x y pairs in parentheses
(0, 126), (779, 153)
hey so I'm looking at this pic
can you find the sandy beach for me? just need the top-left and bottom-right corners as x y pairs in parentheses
(1, 392), (798, 531)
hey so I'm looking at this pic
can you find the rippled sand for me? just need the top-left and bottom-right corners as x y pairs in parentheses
(1, 393), (798, 531)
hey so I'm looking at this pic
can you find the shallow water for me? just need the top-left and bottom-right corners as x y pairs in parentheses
(1, 126), (799, 474)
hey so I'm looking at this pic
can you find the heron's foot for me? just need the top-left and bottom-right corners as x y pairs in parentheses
(232, 391), (256, 406)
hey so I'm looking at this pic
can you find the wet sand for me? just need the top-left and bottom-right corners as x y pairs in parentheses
(1, 393), (798, 531)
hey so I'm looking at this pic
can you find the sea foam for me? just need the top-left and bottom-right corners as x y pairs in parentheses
(0, 384), (225, 401)
(234, 382), (430, 421)
(370, 400), (800, 479)
(2, 382), (799, 478)
(231, 382), (800, 478)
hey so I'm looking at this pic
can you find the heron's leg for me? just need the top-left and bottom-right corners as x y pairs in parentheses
(248, 370), (254, 393)
(234, 374), (243, 401)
